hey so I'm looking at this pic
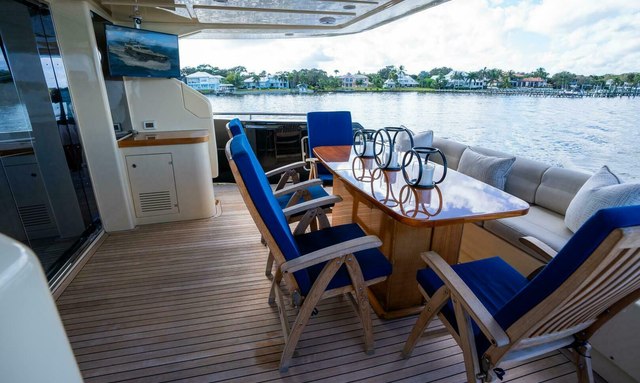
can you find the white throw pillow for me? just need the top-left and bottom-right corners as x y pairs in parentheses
(395, 130), (433, 151)
(457, 148), (515, 190)
(565, 166), (640, 232)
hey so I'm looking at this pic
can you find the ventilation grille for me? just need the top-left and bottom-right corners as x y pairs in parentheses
(18, 204), (52, 227)
(139, 191), (174, 213)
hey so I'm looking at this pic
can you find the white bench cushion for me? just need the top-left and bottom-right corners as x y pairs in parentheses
(484, 206), (574, 260)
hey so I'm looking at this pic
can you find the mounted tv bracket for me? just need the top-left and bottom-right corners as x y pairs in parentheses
(132, 16), (142, 29)
(130, 4), (142, 29)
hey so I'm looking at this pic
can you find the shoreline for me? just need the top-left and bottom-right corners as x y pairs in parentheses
(204, 87), (639, 98)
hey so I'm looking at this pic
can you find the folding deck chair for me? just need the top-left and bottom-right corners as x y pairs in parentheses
(227, 118), (337, 277)
(402, 205), (640, 382)
(226, 134), (392, 371)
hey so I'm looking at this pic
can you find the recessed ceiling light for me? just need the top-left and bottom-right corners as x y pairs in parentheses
(343, 5), (356, 10)
(319, 16), (336, 25)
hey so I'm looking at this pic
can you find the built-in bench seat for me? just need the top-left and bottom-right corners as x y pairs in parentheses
(431, 137), (590, 272)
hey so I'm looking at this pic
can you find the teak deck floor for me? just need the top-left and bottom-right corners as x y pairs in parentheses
(56, 184), (579, 383)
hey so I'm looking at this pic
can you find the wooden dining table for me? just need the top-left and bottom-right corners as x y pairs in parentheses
(313, 145), (530, 319)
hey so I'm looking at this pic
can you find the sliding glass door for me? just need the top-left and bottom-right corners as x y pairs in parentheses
(0, 0), (100, 281)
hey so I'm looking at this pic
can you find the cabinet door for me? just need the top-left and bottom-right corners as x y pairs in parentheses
(125, 154), (179, 218)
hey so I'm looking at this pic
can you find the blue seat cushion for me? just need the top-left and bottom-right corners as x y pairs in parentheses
(275, 185), (331, 212)
(228, 118), (245, 136)
(316, 171), (334, 184)
(417, 257), (528, 355)
(494, 205), (640, 332)
(294, 223), (392, 296)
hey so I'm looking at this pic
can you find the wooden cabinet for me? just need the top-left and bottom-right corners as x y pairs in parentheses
(125, 153), (179, 218)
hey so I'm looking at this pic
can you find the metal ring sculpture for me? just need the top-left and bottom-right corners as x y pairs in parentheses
(399, 184), (444, 218)
(353, 129), (377, 158)
(373, 126), (414, 170)
(401, 146), (448, 189)
(370, 167), (401, 207)
(351, 156), (375, 182)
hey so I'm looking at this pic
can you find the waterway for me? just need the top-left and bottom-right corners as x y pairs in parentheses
(208, 92), (640, 181)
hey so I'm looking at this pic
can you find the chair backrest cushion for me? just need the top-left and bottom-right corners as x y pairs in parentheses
(229, 135), (299, 258)
(307, 111), (353, 176)
(495, 205), (640, 331)
(228, 118), (245, 137)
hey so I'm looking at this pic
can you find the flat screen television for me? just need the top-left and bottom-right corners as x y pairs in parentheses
(104, 24), (180, 78)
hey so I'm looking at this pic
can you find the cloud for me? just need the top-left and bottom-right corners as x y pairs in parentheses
(179, 0), (640, 75)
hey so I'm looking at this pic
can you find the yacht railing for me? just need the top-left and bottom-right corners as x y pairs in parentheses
(212, 112), (306, 121)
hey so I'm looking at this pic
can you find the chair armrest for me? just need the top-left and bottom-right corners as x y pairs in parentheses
(273, 178), (323, 198)
(519, 236), (557, 262)
(421, 251), (510, 347)
(281, 235), (382, 274)
(265, 161), (307, 178)
(282, 195), (342, 218)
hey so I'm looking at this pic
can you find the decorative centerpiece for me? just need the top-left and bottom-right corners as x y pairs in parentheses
(351, 156), (375, 182)
(399, 185), (443, 218)
(373, 127), (414, 170)
(353, 129), (377, 157)
(370, 168), (402, 207)
(401, 147), (447, 188)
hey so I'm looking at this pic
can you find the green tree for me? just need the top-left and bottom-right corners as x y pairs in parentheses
(533, 67), (548, 79)
(550, 71), (576, 89)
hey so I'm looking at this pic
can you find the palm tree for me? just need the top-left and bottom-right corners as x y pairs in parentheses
(533, 67), (548, 80)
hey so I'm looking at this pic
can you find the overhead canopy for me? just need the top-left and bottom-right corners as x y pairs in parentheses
(96, 0), (450, 39)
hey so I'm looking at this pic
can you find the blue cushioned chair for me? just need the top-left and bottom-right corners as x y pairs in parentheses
(227, 119), (337, 277)
(402, 205), (640, 383)
(228, 118), (308, 191)
(226, 134), (392, 371)
(306, 111), (354, 183)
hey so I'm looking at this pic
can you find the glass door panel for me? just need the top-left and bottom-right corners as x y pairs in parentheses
(0, 1), (101, 281)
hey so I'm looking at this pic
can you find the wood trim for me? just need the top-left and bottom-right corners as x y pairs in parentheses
(117, 130), (209, 148)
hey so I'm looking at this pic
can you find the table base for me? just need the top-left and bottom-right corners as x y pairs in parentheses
(332, 176), (464, 319)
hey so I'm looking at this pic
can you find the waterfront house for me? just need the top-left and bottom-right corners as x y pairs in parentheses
(340, 73), (370, 88)
(397, 74), (419, 87)
(243, 75), (289, 89)
(184, 71), (225, 91)
(519, 77), (547, 88)
(383, 78), (397, 88)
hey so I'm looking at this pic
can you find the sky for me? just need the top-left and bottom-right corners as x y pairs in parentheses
(179, 0), (640, 76)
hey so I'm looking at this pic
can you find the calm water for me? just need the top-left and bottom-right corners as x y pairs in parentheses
(208, 92), (640, 181)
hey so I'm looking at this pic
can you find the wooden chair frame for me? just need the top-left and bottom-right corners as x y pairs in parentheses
(226, 121), (333, 278)
(403, 226), (640, 382)
(226, 141), (388, 372)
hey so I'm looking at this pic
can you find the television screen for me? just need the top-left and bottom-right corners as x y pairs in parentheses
(105, 24), (180, 78)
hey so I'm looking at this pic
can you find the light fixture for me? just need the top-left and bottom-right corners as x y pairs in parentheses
(319, 16), (336, 25)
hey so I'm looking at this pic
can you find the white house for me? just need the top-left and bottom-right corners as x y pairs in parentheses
(184, 71), (224, 91)
(243, 75), (289, 89)
(383, 79), (396, 89)
(340, 73), (370, 88)
(397, 74), (419, 87)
